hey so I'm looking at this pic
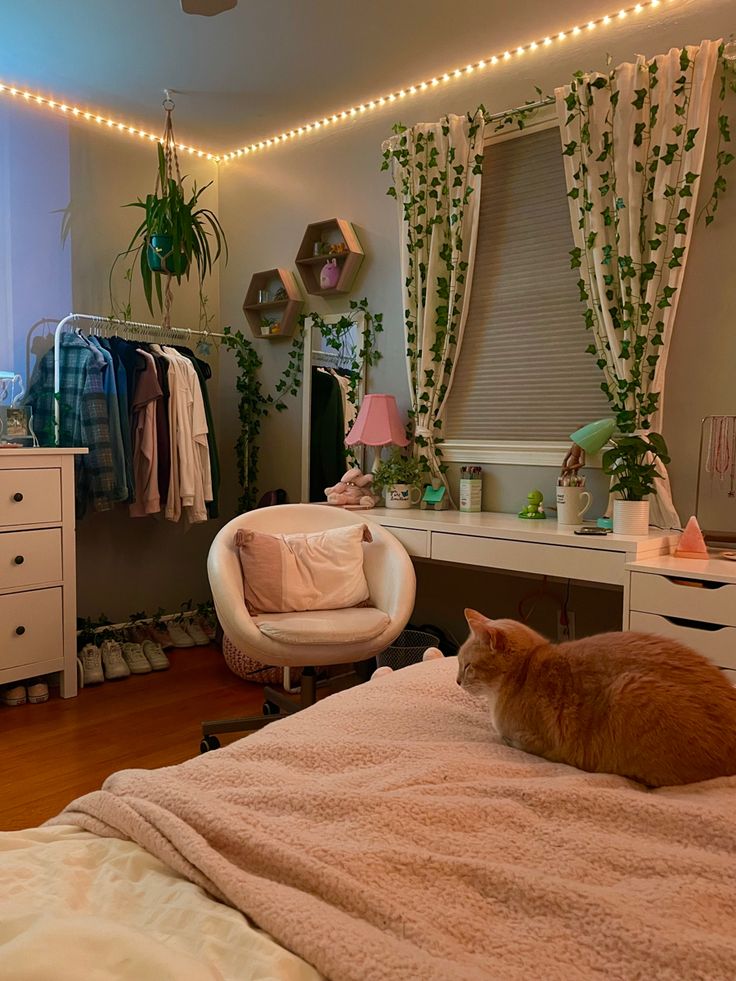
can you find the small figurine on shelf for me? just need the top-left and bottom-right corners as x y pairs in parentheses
(329, 242), (348, 255)
(518, 489), (546, 519)
(273, 286), (288, 301)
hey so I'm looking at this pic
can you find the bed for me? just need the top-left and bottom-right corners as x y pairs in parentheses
(2, 657), (736, 981)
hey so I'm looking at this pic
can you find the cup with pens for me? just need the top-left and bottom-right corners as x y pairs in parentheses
(556, 473), (592, 525)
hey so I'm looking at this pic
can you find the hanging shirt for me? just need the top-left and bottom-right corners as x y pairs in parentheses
(130, 350), (162, 517)
(99, 336), (136, 502)
(24, 333), (117, 517)
(175, 346), (220, 519)
(151, 344), (182, 523)
(162, 346), (212, 524)
(89, 335), (128, 503)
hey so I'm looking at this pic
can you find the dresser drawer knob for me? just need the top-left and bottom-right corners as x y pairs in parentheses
(15, 625), (26, 636)
(13, 555), (24, 565)
(12, 492), (23, 502)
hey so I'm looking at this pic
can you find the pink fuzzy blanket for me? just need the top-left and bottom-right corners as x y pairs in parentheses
(51, 658), (736, 981)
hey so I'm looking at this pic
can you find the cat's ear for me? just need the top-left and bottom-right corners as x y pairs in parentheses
(465, 609), (508, 652)
(465, 608), (489, 635)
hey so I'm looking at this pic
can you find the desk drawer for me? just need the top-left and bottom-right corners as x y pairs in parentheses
(630, 571), (736, 627)
(0, 529), (63, 590)
(0, 587), (63, 671)
(430, 533), (624, 585)
(629, 611), (736, 670)
(0, 468), (61, 527)
(382, 526), (429, 558)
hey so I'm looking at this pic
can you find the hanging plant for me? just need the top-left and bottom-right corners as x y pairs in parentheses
(110, 96), (227, 326)
(224, 299), (383, 510)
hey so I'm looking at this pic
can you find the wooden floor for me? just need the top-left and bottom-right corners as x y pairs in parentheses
(0, 644), (265, 831)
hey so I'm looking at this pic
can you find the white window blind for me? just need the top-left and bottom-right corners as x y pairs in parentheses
(445, 125), (608, 443)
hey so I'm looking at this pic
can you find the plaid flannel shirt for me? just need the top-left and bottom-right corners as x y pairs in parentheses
(25, 333), (117, 517)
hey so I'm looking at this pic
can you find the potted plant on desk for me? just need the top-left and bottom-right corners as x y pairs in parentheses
(602, 432), (671, 536)
(373, 451), (423, 509)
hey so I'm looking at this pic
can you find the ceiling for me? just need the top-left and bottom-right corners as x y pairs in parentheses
(0, 0), (664, 152)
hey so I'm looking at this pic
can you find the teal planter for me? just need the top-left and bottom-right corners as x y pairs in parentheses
(147, 235), (189, 276)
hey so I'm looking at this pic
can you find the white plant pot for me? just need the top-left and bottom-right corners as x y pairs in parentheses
(613, 499), (650, 537)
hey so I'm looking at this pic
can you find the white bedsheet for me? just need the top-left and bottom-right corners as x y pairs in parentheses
(0, 825), (323, 981)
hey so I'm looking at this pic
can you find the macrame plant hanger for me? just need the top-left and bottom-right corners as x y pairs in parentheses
(158, 92), (183, 329)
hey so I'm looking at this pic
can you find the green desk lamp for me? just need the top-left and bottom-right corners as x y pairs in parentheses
(564, 418), (617, 527)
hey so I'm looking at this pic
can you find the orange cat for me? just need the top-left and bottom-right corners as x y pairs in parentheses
(457, 609), (736, 787)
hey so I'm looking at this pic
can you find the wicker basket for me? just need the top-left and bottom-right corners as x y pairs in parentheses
(222, 635), (304, 686)
(377, 628), (439, 671)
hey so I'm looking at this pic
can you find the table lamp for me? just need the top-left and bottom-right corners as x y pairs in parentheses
(345, 394), (409, 471)
(561, 418), (616, 482)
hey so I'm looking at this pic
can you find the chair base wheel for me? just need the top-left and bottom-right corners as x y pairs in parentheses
(200, 735), (221, 753)
(263, 700), (279, 716)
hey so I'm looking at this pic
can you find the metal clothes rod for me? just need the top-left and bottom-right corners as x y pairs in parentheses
(53, 312), (228, 446)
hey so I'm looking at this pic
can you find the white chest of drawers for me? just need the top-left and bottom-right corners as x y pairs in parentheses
(0, 448), (85, 698)
(625, 555), (736, 678)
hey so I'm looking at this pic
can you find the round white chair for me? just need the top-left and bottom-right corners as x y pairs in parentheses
(201, 504), (416, 749)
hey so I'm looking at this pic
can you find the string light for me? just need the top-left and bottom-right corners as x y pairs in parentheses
(0, 82), (214, 157)
(0, 0), (688, 163)
(218, 0), (681, 159)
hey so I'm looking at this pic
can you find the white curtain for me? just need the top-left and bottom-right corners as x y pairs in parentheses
(556, 41), (720, 528)
(383, 111), (484, 489)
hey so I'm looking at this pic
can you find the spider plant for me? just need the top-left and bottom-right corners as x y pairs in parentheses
(110, 144), (227, 317)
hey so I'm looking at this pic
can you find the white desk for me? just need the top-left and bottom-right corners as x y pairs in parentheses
(366, 508), (679, 628)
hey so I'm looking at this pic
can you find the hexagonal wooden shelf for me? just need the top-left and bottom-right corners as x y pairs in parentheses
(295, 218), (364, 297)
(242, 268), (303, 340)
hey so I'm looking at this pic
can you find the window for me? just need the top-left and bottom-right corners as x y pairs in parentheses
(444, 122), (608, 460)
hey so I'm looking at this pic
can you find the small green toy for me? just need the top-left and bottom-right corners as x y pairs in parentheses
(518, 489), (546, 519)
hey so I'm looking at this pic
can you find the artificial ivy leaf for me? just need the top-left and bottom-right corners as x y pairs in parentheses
(680, 48), (691, 72)
(684, 128), (699, 152)
(632, 89), (647, 110)
(563, 141), (578, 156)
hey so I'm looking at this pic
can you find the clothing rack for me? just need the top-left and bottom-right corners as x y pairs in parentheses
(53, 312), (228, 446)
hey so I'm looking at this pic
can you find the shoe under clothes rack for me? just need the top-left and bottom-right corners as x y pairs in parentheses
(52, 312), (229, 446)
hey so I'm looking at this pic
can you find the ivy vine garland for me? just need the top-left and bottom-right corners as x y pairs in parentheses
(563, 45), (734, 443)
(223, 298), (383, 510)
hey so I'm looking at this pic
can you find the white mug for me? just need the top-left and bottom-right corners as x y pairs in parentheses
(385, 483), (422, 509)
(556, 486), (592, 525)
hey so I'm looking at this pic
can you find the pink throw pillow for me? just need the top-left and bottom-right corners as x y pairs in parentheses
(234, 524), (373, 614)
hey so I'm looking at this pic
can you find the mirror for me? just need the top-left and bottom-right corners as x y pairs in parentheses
(300, 311), (366, 502)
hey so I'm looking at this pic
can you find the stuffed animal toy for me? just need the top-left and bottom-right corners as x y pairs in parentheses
(320, 259), (340, 290)
(324, 466), (380, 508)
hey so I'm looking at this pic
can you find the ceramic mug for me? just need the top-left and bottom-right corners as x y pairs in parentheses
(556, 486), (592, 525)
(386, 483), (422, 509)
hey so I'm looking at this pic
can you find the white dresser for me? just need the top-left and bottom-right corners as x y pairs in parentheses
(0, 448), (85, 698)
(626, 555), (736, 679)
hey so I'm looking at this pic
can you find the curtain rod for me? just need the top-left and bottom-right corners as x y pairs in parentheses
(483, 95), (555, 124)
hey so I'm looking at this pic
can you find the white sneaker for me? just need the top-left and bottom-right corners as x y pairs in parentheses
(142, 640), (170, 671)
(27, 680), (49, 704)
(183, 619), (209, 646)
(2, 684), (26, 706)
(78, 644), (105, 685)
(122, 642), (152, 674)
(100, 640), (131, 680)
(166, 621), (195, 648)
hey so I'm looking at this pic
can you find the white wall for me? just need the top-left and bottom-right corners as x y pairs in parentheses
(0, 103), (72, 380)
(217, 0), (736, 527)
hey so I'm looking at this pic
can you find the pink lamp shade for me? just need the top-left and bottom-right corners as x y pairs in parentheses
(345, 394), (409, 448)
